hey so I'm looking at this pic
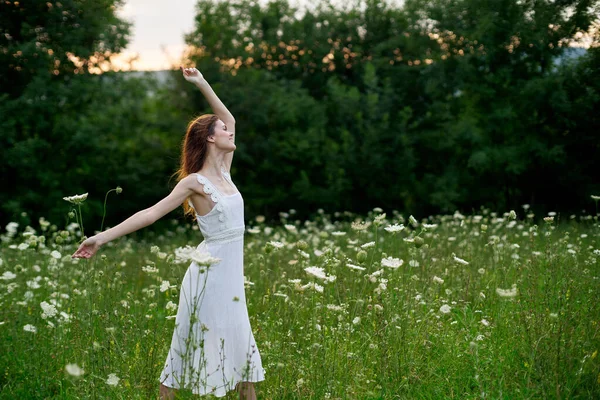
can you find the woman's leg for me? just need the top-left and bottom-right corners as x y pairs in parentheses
(236, 381), (256, 400)
(159, 383), (177, 400)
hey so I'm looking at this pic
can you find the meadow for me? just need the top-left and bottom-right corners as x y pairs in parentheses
(1, 204), (599, 399)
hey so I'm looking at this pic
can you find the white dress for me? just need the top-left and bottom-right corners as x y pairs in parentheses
(159, 168), (265, 397)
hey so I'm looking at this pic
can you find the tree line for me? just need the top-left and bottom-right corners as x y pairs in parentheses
(1, 0), (599, 232)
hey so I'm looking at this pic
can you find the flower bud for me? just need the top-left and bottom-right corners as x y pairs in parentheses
(68, 211), (75, 219)
(295, 240), (308, 250)
(357, 250), (368, 262)
(414, 236), (425, 248)
(116, 186), (123, 194)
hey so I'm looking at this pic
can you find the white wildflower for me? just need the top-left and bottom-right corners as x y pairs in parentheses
(452, 253), (469, 265)
(23, 324), (37, 333)
(159, 281), (171, 292)
(63, 193), (88, 205)
(433, 276), (444, 284)
(1, 271), (16, 280)
(439, 304), (451, 314)
(384, 224), (404, 233)
(346, 263), (366, 271)
(65, 363), (85, 377)
(40, 301), (58, 318)
(106, 373), (120, 386)
(381, 257), (403, 269)
(496, 284), (518, 298)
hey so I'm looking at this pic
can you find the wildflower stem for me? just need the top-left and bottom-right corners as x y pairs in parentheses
(76, 204), (85, 241)
(100, 189), (117, 233)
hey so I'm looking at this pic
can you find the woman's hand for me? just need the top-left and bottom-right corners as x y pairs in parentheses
(180, 66), (205, 85)
(72, 235), (102, 259)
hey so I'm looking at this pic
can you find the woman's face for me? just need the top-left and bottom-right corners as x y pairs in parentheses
(209, 119), (235, 151)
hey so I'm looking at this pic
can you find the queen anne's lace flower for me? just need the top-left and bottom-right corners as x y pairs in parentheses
(384, 224), (404, 233)
(62, 193), (88, 205)
(106, 373), (120, 386)
(439, 304), (451, 314)
(381, 257), (403, 269)
(65, 363), (85, 377)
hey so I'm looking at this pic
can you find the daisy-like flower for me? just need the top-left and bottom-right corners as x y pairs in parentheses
(65, 363), (85, 377)
(284, 224), (297, 233)
(159, 281), (171, 292)
(41, 301), (58, 319)
(246, 227), (261, 234)
(591, 195), (600, 201)
(351, 220), (371, 231)
(173, 245), (196, 264)
(381, 257), (403, 269)
(304, 266), (336, 282)
(433, 276), (444, 284)
(496, 285), (518, 298)
(268, 241), (285, 249)
(361, 241), (375, 249)
(384, 224), (405, 233)
(422, 224), (438, 230)
(1, 271), (16, 280)
(63, 193), (88, 205)
(141, 265), (159, 273)
(166, 301), (178, 313)
(374, 213), (387, 226)
(439, 304), (451, 314)
(190, 250), (221, 267)
(331, 231), (347, 236)
(106, 373), (120, 386)
(346, 263), (366, 271)
(50, 250), (62, 259)
(352, 317), (361, 325)
(23, 324), (37, 333)
(544, 216), (554, 223)
(452, 253), (469, 265)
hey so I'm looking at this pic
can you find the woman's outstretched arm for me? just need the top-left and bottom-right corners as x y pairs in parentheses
(71, 175), (198, 259)
(181, 66), (236, 172)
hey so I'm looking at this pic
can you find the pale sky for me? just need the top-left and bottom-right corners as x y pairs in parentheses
(112, 0), (319, 71)
(112, 0), (197, 70)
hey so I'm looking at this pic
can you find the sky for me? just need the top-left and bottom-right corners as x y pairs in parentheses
(111, 0), (321, 71)
(112, 0), (198, 70)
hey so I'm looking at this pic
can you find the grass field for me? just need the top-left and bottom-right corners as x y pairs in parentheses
(1, 206), (599, 399)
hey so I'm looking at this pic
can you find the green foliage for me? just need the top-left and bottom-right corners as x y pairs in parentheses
(1, 0), (599, 229)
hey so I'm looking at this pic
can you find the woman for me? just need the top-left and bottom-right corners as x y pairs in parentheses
(72, 66), (265, 399)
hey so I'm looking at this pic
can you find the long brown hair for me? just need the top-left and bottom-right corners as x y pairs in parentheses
(172, 114), (219, 219)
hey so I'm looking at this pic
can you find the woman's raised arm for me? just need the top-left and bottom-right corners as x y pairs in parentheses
(181, 66), (236, 172)
(71, 175), (198, 259)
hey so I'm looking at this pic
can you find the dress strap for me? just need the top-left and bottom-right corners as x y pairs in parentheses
(194, 173), (221, 203)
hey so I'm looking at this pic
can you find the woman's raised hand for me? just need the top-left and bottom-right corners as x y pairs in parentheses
(72, 236), (102, 259)
(180, 66), (205, 85)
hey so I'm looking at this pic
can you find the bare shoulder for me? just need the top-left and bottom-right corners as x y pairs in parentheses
(181, 173), (204, 195)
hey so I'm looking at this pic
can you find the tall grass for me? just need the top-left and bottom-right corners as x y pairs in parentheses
(1, 207), (599, 399)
